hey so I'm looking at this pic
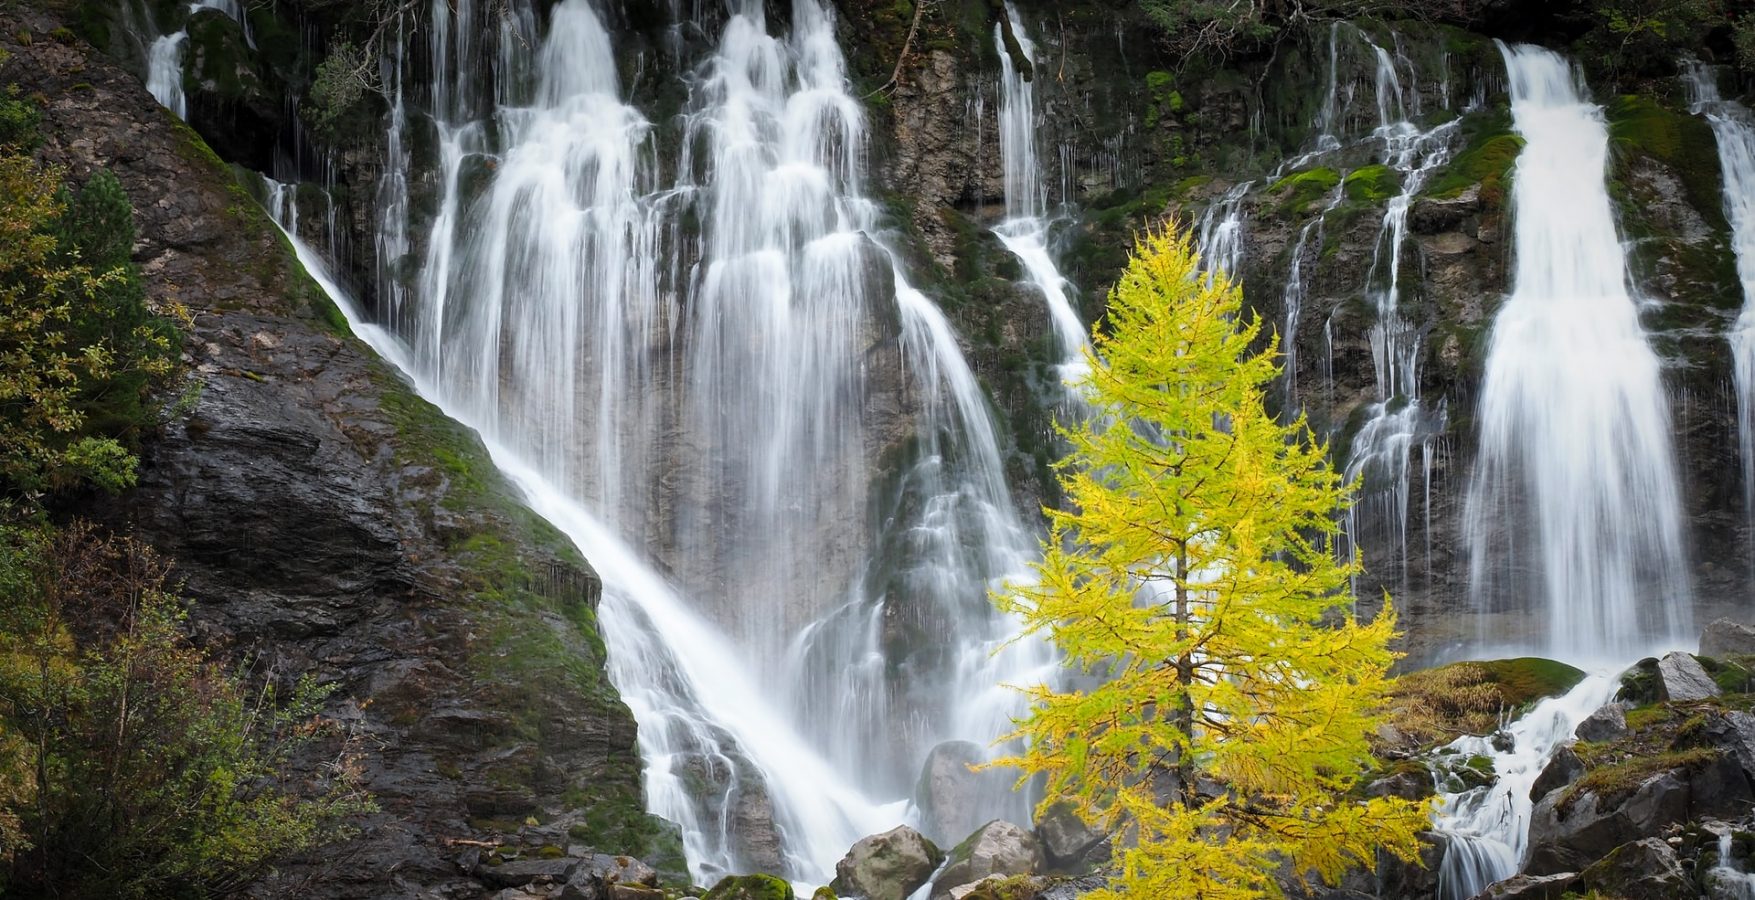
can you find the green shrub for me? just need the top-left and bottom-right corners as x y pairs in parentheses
(0, 521), (374, 897)
(0, 156), (180, 496)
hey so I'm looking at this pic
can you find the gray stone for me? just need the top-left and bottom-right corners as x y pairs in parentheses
(1657, 651), (1721, 702)
(1530, 744), (1584, 802)
(1033, 802), (1104, 870)
(931, 821), (1043, 900)
(1702, 618), (1755, 659)
(915, 741), (1014, 847)
(1574, 704), (1628, 743)
(1574, 838), (1690, 900)
(831, 825), (943, 900)
(1468, 872), (1577, 899)
(478, 857), (577, 888)
(1706, 710), (1755, 779)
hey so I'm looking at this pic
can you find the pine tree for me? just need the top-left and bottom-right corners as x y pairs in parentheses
(994, 227), (1429, 898)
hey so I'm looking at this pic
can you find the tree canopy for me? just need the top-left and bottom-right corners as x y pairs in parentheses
(994, 227), (1429, 898)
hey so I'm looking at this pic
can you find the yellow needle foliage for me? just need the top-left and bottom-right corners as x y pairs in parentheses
(993, 227), (1430, 898)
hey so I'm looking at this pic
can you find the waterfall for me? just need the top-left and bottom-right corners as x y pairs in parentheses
(1463, 43), (1691, 661)
(1429, 675), (1619, 899)
(1341, 37), (1460, 589)
(1195, 181), (1251, 283)
(361, 0), (1048, 882)
(1682, 61), (1755, 535)
(146, 32), (187, 117)
(990, 4), (1089, 388)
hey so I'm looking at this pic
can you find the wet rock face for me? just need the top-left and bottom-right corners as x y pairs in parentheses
(1573, 838), (1691, 900)
(1, 13), (649, 898)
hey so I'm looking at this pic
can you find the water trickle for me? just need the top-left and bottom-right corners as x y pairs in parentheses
(1430, 675), (1619, 900)
(1463, 43), (1691, 660)
(1683, 61), (1755, 537)
(362, 0), (1048, 882)
(1342, 35), (1461, 588)
(991, 4), (1089, 389)
(1195, 181), (1251, 285)
(146, 32), (187, 117)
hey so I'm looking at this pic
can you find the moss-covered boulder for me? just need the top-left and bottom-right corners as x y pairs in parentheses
(1385, 658), (1586, 747)
(704, 874), (795, 900)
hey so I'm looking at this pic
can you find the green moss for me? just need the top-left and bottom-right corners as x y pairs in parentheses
(1605, 94), (1728, 233)
(1343, 164), (1400, 204)
(704, 873), (795, 900)
(1473, 657), (1588, 708)
(959, 875), (1041, 900)
(1271, 167), (1340, 213)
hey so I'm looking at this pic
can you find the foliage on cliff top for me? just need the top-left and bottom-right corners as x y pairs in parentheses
(992, 227), (1428, 898)
(0, 126), (182, 499)
(0, 520), (373, 898)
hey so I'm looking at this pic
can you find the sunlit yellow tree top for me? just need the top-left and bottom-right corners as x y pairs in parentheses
(994, 227), (1429, 898)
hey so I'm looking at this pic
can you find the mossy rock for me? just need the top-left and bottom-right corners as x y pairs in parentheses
(811, 888), (838, 900)
(1618, 657), (1661, 706)
(1420, 105), (1521, 208)
(704, 873), (795, 900)
(1343, 164), (1400, 204)
(1388, 657), (1585, 746)
(1271, 166), (1341, 214)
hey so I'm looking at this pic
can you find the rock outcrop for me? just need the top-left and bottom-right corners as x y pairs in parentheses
(1703, 618), (1755, 659)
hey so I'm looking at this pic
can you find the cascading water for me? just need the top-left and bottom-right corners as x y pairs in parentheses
(1463, 43), (1691, 660)
(1341, 37), (1460, 588)
(361, 0), (1049, 882)
(1195, 181), (1251, 283)
(146, 32), (187, 117)
(1429, 675), (1620, 900)
(1683, 61), (1755, 533)
(990, 4), (1088, 389)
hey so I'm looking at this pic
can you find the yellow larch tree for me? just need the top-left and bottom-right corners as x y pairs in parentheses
(994, 226), (1430, 898)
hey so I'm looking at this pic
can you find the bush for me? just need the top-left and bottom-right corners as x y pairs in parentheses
(0, 155), (179, 496)
(0, 520), (373, 898)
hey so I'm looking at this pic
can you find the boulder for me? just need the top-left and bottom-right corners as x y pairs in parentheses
(1375, 831), (1445, 900)
(1702, 618), (1755, 659)
(560, 854), (661, 900)
(1529, 744), (1584, 802)
(830, 825), (943, 900)
(1574, 704), (1628, 744)
(1525, 771), (1688, 874)
(1573, 838), (1690, 900)
(1033, 802), (1105, 870)
(1469, 872), (1577, 899)
(931, 821), (1043, 900)
(704, 874), (796, 900)
(1657, 652), (1720, 702)
(1710, 711), (1755, 782)
(915, 741), (1014, 847)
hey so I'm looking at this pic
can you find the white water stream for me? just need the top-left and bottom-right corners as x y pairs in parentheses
(990, 5), (1089, 392)
(1463, 43), (1691, 660)
(1430, 674), (1619, 900)
(1683, 62), (1755, 534)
